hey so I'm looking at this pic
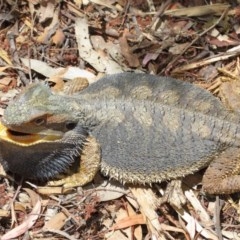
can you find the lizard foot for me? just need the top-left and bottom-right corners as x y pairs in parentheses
(202, 147), (240, 194)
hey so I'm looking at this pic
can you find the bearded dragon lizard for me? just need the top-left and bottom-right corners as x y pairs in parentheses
(2, 72), (240, 194)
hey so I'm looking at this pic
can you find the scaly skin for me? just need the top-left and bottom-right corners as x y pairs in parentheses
(0, 123), (101, 186)
(2, 73), (240, 193)
(0, 123), (88, 180)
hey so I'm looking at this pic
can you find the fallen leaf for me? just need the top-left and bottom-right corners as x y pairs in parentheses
(0, 209), (10, 217)
(111, 214), (145, 230)
(39, 1), (56, 23)
(44, 212), (67, 230)
(0, 48), (12, 65)
(37, 186), (73, 195)
(75, 17), (123, 74)
(73, 0), (82, 7)
(23, 188), (40, 207)
(1, 199), (41, 240)
(21, 58), (57, 77)
(119, 30), (140, 68)
(0, 77), (12, 86)
(164, 3), (230, 17)
(93, 180), (129, 202)
(52, 28), (65, 46)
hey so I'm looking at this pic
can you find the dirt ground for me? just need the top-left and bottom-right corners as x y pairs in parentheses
(1, 1), (240, 239)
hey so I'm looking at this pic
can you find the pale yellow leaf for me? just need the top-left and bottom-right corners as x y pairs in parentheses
(0, 49), (12, 65)
(73, 0), (82, 7)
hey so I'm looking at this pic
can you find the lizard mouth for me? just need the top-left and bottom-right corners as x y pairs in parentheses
(0, 123), (62, 147)
(0, 122), (86, 181)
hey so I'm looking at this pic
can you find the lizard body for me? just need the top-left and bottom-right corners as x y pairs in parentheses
(2, 73), (240, 193)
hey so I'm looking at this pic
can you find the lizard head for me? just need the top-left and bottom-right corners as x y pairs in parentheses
(0, 84), (91, 181)
(2, 83), (80, 136)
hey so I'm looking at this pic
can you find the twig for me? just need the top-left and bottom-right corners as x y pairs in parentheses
(215, 196), (224, 240)
(150, 0), (172, 29)
(7, 178), (23, 227)
(7, 31), (29, 85)
(167, 6), (230, 72)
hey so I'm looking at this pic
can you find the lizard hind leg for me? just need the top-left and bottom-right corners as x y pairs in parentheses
(202, 147), (240, 194)
(47, 136), (101, 188)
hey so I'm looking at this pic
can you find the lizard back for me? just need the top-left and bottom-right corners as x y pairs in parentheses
(78, 73), (240, 123)
(72, 73), (240, 183)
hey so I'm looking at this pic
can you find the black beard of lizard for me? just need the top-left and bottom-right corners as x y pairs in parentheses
(0, 124), (88, 181)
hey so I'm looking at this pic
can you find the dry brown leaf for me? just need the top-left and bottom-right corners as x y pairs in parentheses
(0, 88), (19, 102)
(44, 212), (67, 230)
(52, 29), (65, 46)
(0, 66), (11, 73)
(66, 2), (84, 17)
(21, 58), (97, 83)
(110, 207), (132, 239)
(37, 186), (73, 195)
(93, 180), (128, 202)
(0, 77), (12, 86)
(111, 214), (145, 230)
(39, 1), (56, 23)
(1, 199), (41, 240)
(23, 188), (40, 207)
(37, 25), (57, 44)
(172, 205), (218, 240)
(169, 43), (189, 55)
(130, 187), (165, 239)
(119, 30), (140, 68)
(126, 203), (143, 240)
(75, 17), (123, 73)
(0, 209), (10, 217)
(222, 231), (240, 240)
(0, 48), (12, 65)
(14, 202), (28, 213)
(185, 189), (212, 226)
(27, 0), (40, 4)
(164, 3), (230, 17)
(73, 0), (82, 7)
(23, 18), (34, 29)
(36, 1), (59, 43)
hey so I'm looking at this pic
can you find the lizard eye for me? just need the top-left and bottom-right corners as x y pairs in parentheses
(34, 117), (46, 126)
(65, 121), (77, 130)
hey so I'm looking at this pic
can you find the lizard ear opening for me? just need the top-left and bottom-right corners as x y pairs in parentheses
(65, 121), (77, 130)
(33, 117), (46, 126)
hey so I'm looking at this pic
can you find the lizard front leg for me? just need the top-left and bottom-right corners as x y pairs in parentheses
(202, 147), (240, 194)
(47, 136), (101, 188)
